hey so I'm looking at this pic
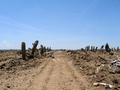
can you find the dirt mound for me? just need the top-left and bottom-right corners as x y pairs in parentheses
(67, 50), (120, 89)
(0, 50), (54, 74)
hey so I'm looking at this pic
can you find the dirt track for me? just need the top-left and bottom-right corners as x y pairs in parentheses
(27, 51), (91, 90)
(0, 51), (95, 90)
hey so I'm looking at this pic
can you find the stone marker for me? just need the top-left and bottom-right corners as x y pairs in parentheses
(40, 45), (44, 55)
(105, 43), (110, 52)
(31, 40), (39, 55)
(21, 42), (26, 60)
(101, 45), (104, 49)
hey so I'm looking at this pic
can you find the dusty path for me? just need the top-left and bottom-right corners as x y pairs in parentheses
(0, 51), (95, 90)
(27, 51), (92, 90)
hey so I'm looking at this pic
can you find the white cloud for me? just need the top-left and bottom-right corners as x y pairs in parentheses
(3, 41), (10, 48)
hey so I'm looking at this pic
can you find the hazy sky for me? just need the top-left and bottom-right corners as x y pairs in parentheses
(0, 0), (120, 49)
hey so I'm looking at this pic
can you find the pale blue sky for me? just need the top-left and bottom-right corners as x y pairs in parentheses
(0, 0), (120, 49)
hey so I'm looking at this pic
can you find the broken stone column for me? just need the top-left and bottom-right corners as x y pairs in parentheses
(81, 48), (87, 54)
(86, 46), (90, 51)
(47, 46), (51, 51)
(31, 40), (39, 55)
(91, 46), (93, 51)
(93, 46), (95, 51)
(101, 45), (104, 49)
(43, 46), (46, 52)
(105, 43), (109, 52)
(91, 46), (95, 51)
(40, 45), (44, 55)
(43, 46), (46, 56)
(100, 45), (105, 52)
(21, 42), (26, 60)
(117, 47), (119, 50)
(96, 47), (98, 51)
(88, 46), (90, 51)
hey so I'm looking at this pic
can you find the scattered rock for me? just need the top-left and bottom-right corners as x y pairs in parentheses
(93, 83), (99, 86)
(67, 52), (71, 55)
(7, 86), (10, 88)
(93, 82), (113, 89)
(111, 59), (120, 68)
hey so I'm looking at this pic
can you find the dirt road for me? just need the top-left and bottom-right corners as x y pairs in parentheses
(0, 51), (95, 90)
(27, 51), (92, 90)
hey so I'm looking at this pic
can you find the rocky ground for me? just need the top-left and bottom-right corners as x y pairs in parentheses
(0, 49), (120, 90)
(67, 49), (120, 90)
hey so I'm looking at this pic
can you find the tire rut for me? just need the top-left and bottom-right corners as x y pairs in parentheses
(42, 62), (54, 90)
(27, 59), (54, 90)
(64, 58), (91, 89)
(26, 59), (51, 90)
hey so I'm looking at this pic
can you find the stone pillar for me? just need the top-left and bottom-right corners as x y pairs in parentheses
(31, 40), (39, 55)
(21, 42), (26, 60)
